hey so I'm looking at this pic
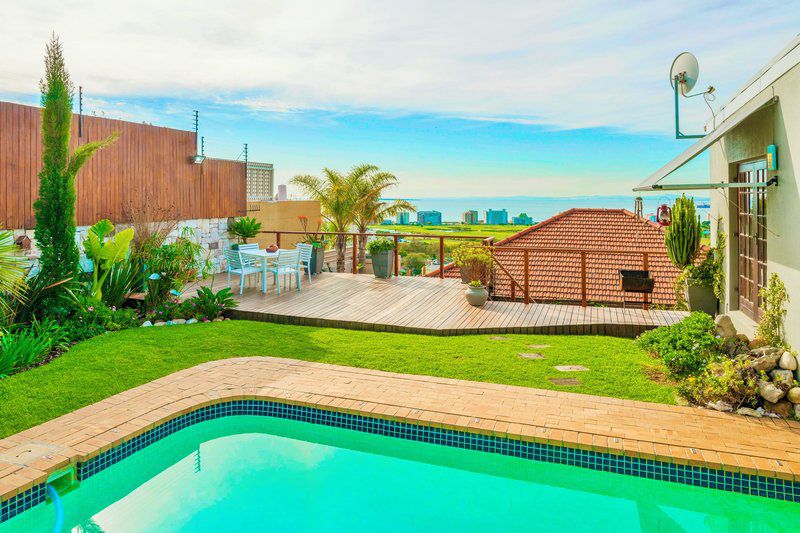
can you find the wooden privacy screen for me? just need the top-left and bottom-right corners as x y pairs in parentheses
(0, 101), (246, 229)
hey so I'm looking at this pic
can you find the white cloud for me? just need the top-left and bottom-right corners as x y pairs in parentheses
(1, 0), (798, 133)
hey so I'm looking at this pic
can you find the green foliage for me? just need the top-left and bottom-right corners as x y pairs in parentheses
(0, 231), (27, 322)
(664, 195), (702, 269)
(62, 300), (138, 343)
(142, 229), (211, 312)
(100, 257), (143, 309)
(366, 237), (396, 254)
(402, 252), (428, 274)
(468, 280), (484, 288)
(34, 36), (116, 284)
(145, 297), (183, 323)
(636, 312), (721, 379)
(0, 318), (62, 376)
(228, 217), (263, 243)
(82, 219), (135, 303)
(183, 287), (238, 321)
(452, 244), (493, 282)
(756, 273), (789, 347)
(679, 357), (759, 409)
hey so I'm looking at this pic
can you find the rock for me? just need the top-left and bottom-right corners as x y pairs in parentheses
(736, 333), (750, 344)
(186, 318), (198, 325)
(707, 400), (733, 412)
(154, 321), (167, 327)
(736, 407), (762, 418)
(769, 369), (794, 389)
(795, 404), (800, 420)
(779, 351), (798, 371)
(172, 319), (186, 325)
(715, 314), (737, 338)
(758, 379), (786, 403)
(764, 400), (794, 418)
(750, 346), (779, 356)
(787, 387), (800, 404)
(140, 321), (153, 327)
(750, 352), (781, 372)
(212, 318), (224, 322)
(166, 320), (173, 326)
(749, 338), (770, 350)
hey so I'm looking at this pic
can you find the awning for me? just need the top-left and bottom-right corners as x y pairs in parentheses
(634, 92), (778, 192)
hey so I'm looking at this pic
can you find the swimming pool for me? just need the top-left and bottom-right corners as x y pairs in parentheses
(2, 413), (797, 532)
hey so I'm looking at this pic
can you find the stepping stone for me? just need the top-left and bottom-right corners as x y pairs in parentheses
(490, 336), (508, 341)
(528, 344), (551, 349)
(518, 352), (545, 360)
(554, 365), (589, 372)
(549, 377), (581, 386)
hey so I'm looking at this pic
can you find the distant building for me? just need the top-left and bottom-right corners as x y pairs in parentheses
(512, 213), (533, 225)
(380, 219), (394, 225)
(417, 210), (442, 225)
(396, 212), (411, 225)
(485, 209), (508, 225)
(462, 210), (479, 224)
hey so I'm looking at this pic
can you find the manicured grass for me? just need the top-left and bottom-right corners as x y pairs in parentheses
(0, 321), (674, 437)
(370, 224), (530, 242)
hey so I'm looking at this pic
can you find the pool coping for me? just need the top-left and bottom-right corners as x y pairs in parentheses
(2, 356), (800, 520)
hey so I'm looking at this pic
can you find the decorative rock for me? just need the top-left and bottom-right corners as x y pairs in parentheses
(554, 365), (589, 372)
(212, 318), (224, 322)
(140, 321), (153, 327)
(154, 321), (167, 327)
(779, 351), (797, 371)
(224, 317), (231, 321)
(764, 400), (794, 418)
(786, 387), (800, 404)
(186, 318), (198, 325)
(736, 407), (762, 418)
(750, 346), (779, 356)
(518, 353), (545, 360)
(769, 369), (794, 389)
(166, 320), (173, 326)
(758, 379), (786, 403)
(750, 352), (781, 372)
(714, 314), (737, 338)
(707, 401), (733, 412)
(795, 404), (800, 420)
(172, 319), (186, 325)
(748, 338), (770, 350)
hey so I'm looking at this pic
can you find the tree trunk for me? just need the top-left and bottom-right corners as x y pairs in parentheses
(335, 234), (347, 272)
(357, 224), (367, 273)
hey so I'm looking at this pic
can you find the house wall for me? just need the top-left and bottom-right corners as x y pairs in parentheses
(246, 200), (322, 250)
(709, 62), (800, 346)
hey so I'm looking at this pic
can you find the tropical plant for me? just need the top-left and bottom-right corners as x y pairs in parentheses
(0, 318), (62, 377)
(100, 257), (143, 309)
(228, 217), (262, 244)
(636, 312), (721, 379)
(82, 219), (135, 304)
(298, 216), (327, 249)
(366, 237), (396, 255)
(0, 230), (27, 322)
(350, 165), (415, 268)
(468, 280), (484, 288)
(142, 229), (211, 312)
(756, 273), (788, 347)
(34, 35), (117, 285)
(664, 195), (702, 269)
(183, 287), (238, 320)
(452, 244), (493, 284)
(291, 168), (359, 272)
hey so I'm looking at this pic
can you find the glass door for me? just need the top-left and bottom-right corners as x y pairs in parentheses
(736, 160), (767, 320)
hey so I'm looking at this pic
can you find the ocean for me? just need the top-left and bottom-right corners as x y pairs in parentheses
(386, 195), (711, 223)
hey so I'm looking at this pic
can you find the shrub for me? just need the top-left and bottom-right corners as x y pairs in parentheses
(756, 273), (788, 347)
(366, 237), (396, 255)
(62, 300), (138, 343)
(402, 252), (428, 274)
(679, 357), (759, 409)
(228, 217), (262, 244)
(82, 219), (135, 304)
(142, 229), (211, 312)
(183, 287), (237, 321)
(636, 312), (721, 379)
(144, 297), (183, 323)
(0, 318), (62, 376)
(452, 244), (493, 283)
(664, 195), (702, 269)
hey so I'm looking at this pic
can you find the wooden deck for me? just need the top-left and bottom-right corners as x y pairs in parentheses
(202, 272), (687, 337)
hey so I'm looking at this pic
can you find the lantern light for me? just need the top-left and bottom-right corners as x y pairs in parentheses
(656, 204), (672, 226)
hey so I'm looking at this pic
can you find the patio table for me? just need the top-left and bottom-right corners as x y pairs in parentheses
(240, 249), (280, 293)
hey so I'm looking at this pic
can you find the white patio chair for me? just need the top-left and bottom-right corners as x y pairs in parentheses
(268, 249), (301, 295)
(295, 243), (314, 283)
(224, 249), (261, 294)
(238, 243), (260, 252)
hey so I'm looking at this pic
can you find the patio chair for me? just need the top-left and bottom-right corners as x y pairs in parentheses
(268, 249), (301, 295)
(237, 243), (260, 252)
(224, 249), (261, 294)
(295, 243), (314, 283)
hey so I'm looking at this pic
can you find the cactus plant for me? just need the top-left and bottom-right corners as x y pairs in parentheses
(664, 195), (702, 269)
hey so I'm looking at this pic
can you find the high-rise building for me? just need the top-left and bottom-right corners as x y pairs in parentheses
(462, 210), (479, 224)
(417, 210), (442, 225)
(485, 209), (508, 225)
(396, 212), (411, 225)
(512, 213), (533, 225)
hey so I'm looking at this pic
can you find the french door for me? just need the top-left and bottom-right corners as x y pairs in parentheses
(736, 160), (767, 320)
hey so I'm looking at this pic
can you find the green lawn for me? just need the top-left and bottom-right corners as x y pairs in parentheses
(0, 321), (674, 438)
(370, 224), (530, 242)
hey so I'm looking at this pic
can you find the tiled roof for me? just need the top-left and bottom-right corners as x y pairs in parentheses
(429, 208), (682, 306)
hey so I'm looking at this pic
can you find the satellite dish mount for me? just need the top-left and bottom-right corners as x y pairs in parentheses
(670, 52), (715, 140)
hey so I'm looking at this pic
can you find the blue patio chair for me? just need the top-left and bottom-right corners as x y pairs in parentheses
(224, 249), (261, 294)
(237, 243), (260, 252)
(268, 249), (301, 295)
(295, 243), (314, 284)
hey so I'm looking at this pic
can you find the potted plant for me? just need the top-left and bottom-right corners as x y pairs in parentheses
(465, 279), (489, 307)
(366, 237), (395, 279)
(681, 248), (720, 315)
(453, 244), (493, 286)
(228, 216), (262, 248)
(299, 216), (327, 275)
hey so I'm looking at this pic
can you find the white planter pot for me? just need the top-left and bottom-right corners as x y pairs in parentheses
(465, 285), (488, 307)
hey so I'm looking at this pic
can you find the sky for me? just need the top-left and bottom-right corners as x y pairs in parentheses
(1, 1), (799, 198)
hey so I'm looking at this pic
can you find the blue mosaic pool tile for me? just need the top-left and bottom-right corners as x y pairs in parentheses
(0, 484), (46, 523)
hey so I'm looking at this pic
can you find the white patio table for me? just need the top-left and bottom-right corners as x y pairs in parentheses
(240, 249), (280, 293)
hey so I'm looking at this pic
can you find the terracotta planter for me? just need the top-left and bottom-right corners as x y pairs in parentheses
(465, 285), (488, 307)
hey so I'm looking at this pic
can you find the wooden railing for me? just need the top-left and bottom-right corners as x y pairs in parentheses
(258, 230), (670, 309)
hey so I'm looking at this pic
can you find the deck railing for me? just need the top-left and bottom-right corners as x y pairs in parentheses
(258, 230), (669, 309)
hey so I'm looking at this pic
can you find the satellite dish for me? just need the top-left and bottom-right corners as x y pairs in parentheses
(670, 52), (699, 96)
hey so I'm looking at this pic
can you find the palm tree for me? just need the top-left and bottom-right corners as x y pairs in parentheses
(291, 168), (358, 272)
(0, 230), (27, 322)
(351, 167), (416, 269)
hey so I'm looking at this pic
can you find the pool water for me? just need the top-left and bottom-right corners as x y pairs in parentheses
(3, 415), (797, 532)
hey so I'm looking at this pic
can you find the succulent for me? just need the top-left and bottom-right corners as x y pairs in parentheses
(664, 195), (701, 269)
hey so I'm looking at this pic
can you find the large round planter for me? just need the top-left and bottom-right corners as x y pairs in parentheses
(465, 285), (488, 307)
(685, 283), (717, 315)
(310, 246), (325, 275)
(372, 250), (394, 279)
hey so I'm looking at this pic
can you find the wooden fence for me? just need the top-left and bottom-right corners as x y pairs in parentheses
(0, 101), (247, 229)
